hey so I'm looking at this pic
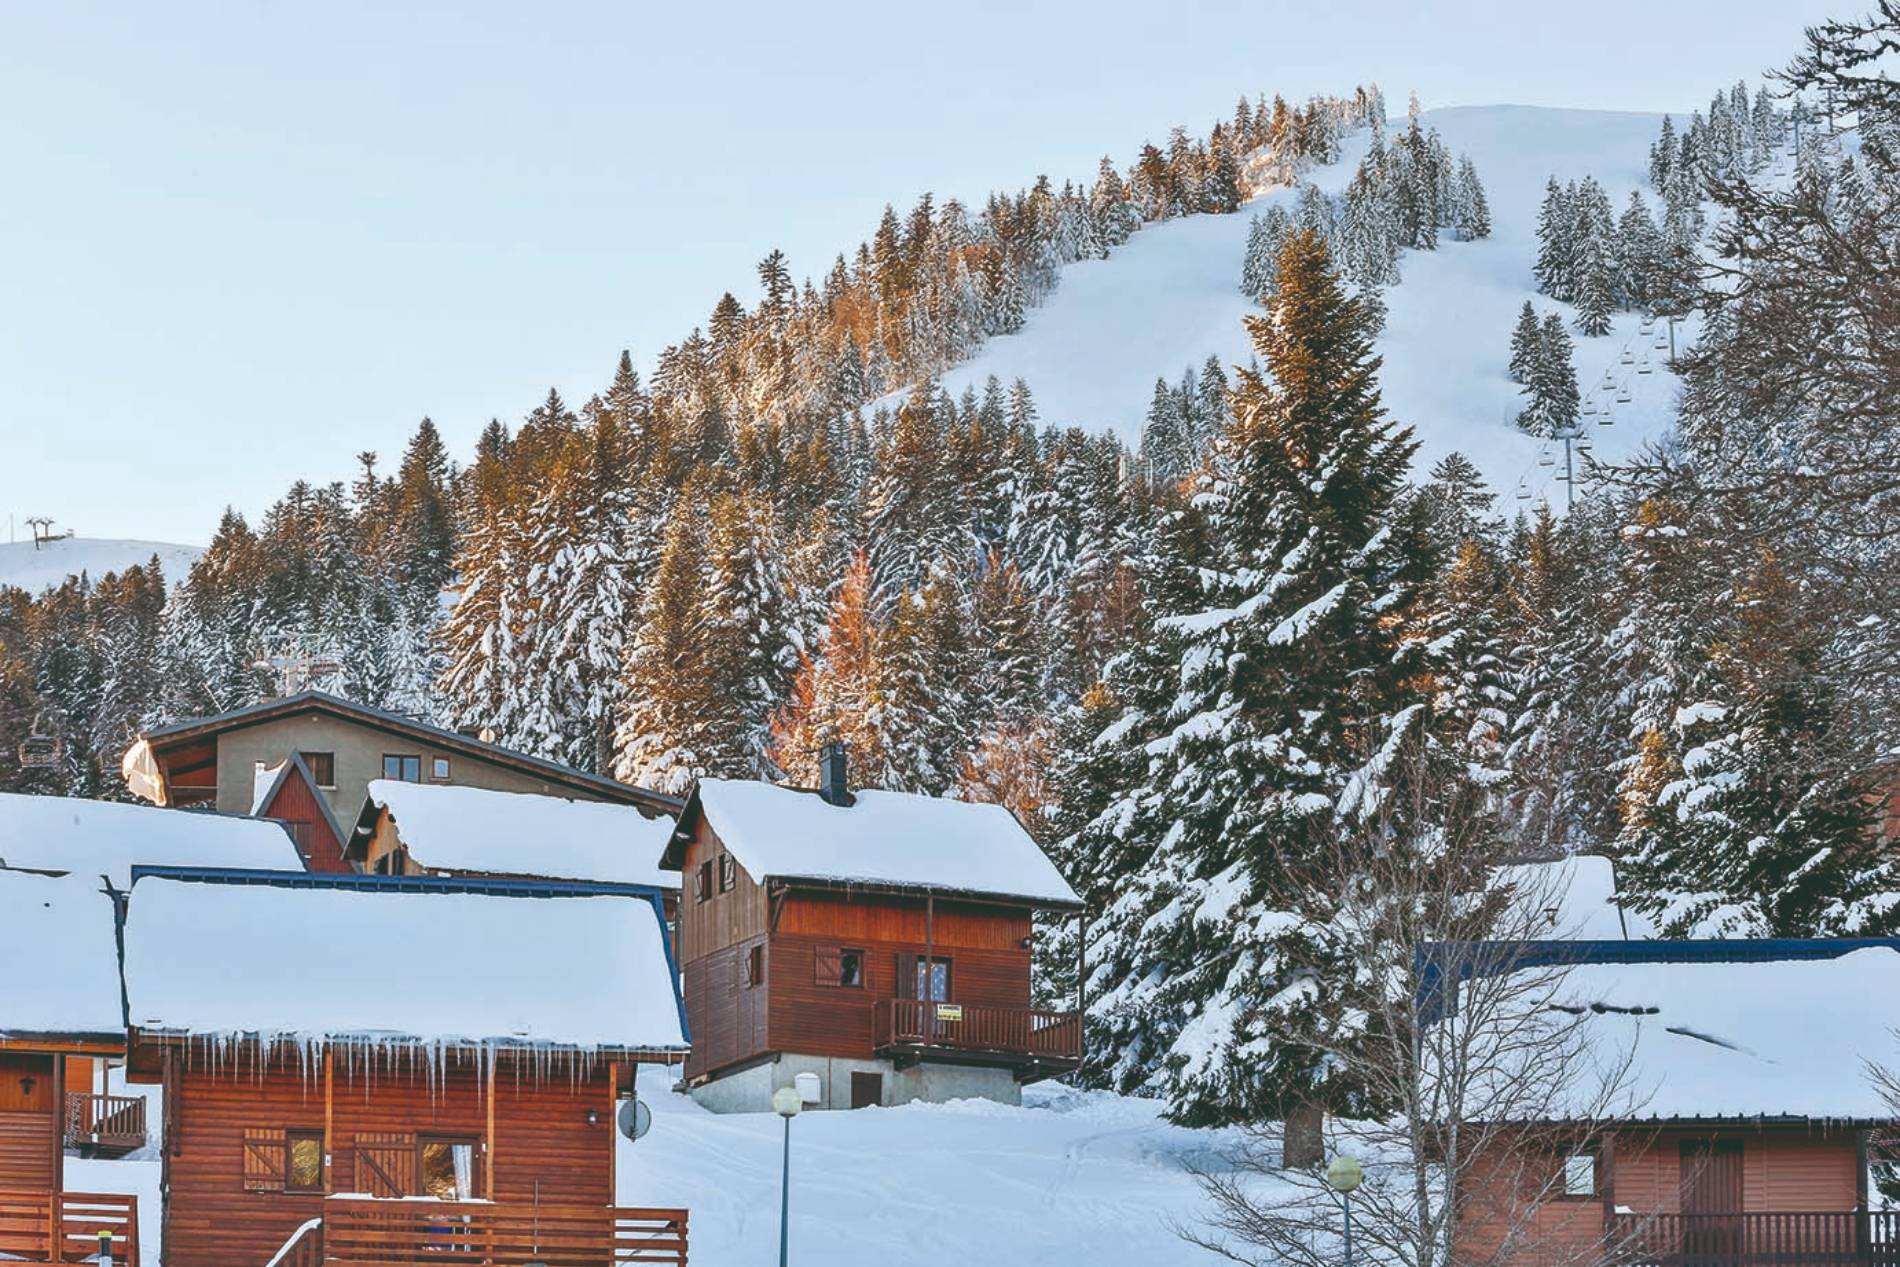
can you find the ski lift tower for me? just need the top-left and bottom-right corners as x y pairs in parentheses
(25, 517), (58, 550)
(1554, 422), (1590, 512)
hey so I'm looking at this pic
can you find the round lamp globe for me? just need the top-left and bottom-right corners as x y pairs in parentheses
(772, 1086), (804, 1119)
(1326, 1155), (1364, 1193)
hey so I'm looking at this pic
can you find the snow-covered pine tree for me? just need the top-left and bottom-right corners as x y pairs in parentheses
(770, 551), (886, 788)
(1516, 312), (1580, 437)
(696, 482), (796, 779)
(1507, 301), (1543, 384)
(1533, 178), (1576, 301)
(611, 492), (713, 794)
(1454, 155), (1491, 240)
(1082, 228), (1427, 1126)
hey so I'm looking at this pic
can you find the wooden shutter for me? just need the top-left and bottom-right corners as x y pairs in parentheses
(353, 1132), (416, 1197)
(815, 946), (843, 987)
(896, 953), (917, 999)
(242, 1127), (287, 1191)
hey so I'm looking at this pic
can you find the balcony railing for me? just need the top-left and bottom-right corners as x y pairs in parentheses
(0, 1190), (139, 1266)
(873, 999), (1082, 1068)
(317, 1196), (688, 1265)
(63, 1093), (146, 1154)
(1609, 1211), (1900, 1267)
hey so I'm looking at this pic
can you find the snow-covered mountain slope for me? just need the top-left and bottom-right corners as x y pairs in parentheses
(618, 1066), (1262, 1267)
(942, 105), (1753, 508)
(0, 536), (201, 593)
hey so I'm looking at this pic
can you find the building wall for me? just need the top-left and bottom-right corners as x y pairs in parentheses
(0, 1052), (56, 1190)
(257, 768), (349, 873)
(204, 715), (611, 820)
(687, 1053), (1021, 1114)
(161, 1050), (616, 1267)
(1458, 1126), (1865, 1267)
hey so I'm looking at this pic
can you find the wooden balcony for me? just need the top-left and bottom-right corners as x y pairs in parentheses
(266, 1196), (689, 1266)
(872, 999), (1082, 1079)
(63, 1093), (147, 1157)
(0, 1190), (139, 1266)
(1609, 1211), (1900, 1267)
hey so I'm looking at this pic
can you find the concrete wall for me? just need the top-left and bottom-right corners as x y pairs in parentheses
(212, 715), (599, 821)
(688, 1053), (1022, 1114)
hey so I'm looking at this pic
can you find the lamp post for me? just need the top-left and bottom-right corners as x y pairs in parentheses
(1326, 1155), (1364, 1267)
(773, 1085), (803, 1267)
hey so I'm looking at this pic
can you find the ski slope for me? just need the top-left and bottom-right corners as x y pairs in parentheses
(617, 1066), (1262, 1267)
(940, 105), (1741, 510)
(0, 536), (200, 593)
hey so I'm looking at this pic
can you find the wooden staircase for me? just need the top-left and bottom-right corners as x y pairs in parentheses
(262, 1198), (688, 1266)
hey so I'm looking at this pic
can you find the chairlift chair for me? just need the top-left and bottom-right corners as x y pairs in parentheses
(1637, 363), (1654, 375)
(1619, 351), (1635, 365)
(1616, 388), (1633, 404)
(1598, 411), (1614, 426)
(1538, 453), (1555, 467)
(18, 713), (59, 769)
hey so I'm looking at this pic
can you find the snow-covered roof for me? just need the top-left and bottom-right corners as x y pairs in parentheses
(689, 779), (1081, 907)
(1534, 948), (1900, 1121)
(365, 779), (677, 889)
(0, 869), (126, 1038)
(122, 876), (686, 1052)
(0, 792), (302, 886)
(1494, 855), (1651, 940)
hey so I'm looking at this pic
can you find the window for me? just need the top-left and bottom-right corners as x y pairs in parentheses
(418, 1136), (479, 1201)
(746, 943), (765, 987)
(1562, 1153), (1597, 1198)
(695, 860), (714, 903)
(816, 947), (865, 988)
(430, 756), (451, 781)
(300, 752), (335, 788)
(912, 955), (952, 1002)
(719, 853), (736, 893)
(382, 754), (422, 783)
(286, 1130), (325, 1193)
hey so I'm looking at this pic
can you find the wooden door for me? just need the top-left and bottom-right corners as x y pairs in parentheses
(850, 1072), (882, 1110)
(0, 1054), (56, 1190)
(1680, 1139), (1744, 1267)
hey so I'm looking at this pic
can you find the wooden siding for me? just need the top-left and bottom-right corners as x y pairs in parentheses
(681, 938), (770, 1081)
(676, 826), (768, 964)
(160, 1050), (616, 1267)
(1458, 1125), (1868, 1267)
(259, 767), (349, 873)
(0, 1055), (56, 1192)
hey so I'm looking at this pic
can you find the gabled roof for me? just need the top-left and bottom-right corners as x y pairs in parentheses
(0, 791), (302, 887)
(666, 778), (1083, 910)
(0, 869), (125, 1043)
(254, 752), (350, 851)
(138, 690), (679, 813)
(122, 870), (688, 1055)
(353, 779), (678, 890)
(1430, 937), (1900, 1125)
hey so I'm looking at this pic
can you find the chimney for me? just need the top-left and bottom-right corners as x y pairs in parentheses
(818, 742), (853, 807)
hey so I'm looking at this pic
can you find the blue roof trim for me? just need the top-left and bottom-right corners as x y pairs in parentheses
(127, 864), (670, 901)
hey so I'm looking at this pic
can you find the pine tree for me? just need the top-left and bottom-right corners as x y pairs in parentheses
(612, 495), (712, 794)
(1082, 229), (1427, 1126)
(1533, 178), (1575, 300)
(1454, 155), (1491, 240)
(1517, 313), (1580, 437)
(1507, 301), (1542, 383)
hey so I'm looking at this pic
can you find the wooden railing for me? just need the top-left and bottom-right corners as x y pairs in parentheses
(0, 1190), (139, 1266)
(319, 1197), (688, 1265)
(264, 1217), (324, 1267)
(874, 999), (1083, 1064)
(63, 1093), (147, 1152)
(1609, 1211), (1900, 1267)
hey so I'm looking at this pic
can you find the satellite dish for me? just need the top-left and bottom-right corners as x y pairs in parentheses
(617, 1098), (652, 1142)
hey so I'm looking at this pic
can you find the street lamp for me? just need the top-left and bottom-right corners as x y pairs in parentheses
(773, 1085), (803, 1267)
(1326, 1154), (1364, 1267)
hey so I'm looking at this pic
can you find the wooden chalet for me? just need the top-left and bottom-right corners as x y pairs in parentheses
(1443, 940), (1900, 1267)
(122, 689), (678, 824)
(662, 750), (1084, 1113)
(120, 869), (691, 1267)
(0, 869), (144, 1264)
(344, 779), (679, 925)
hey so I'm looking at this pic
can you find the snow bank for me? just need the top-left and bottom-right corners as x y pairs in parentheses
(617, 1066), (1254, 1267)
(694, 779), (1079, 905)
(0, 537), (201, 595)
(0, 869), (124, 1037)
(0, 792), (301, 886)
(122, 877), (686, 1052)
(367, 779), (677, 889)
(1494, 854), (1651, 940)
(1540, 948), (1900, 1120)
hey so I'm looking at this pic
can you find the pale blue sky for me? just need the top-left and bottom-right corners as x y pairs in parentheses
(0, 1), (1836, 545)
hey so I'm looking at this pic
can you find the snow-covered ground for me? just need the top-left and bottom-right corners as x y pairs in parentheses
(0, 536), (200, 593)
(618, 1066), (1254, 1267)
(937, 105), (1782, 509)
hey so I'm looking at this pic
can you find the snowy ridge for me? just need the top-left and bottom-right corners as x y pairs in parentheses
(937, 105), (1717, 509)
(0, 536), (200, 593)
